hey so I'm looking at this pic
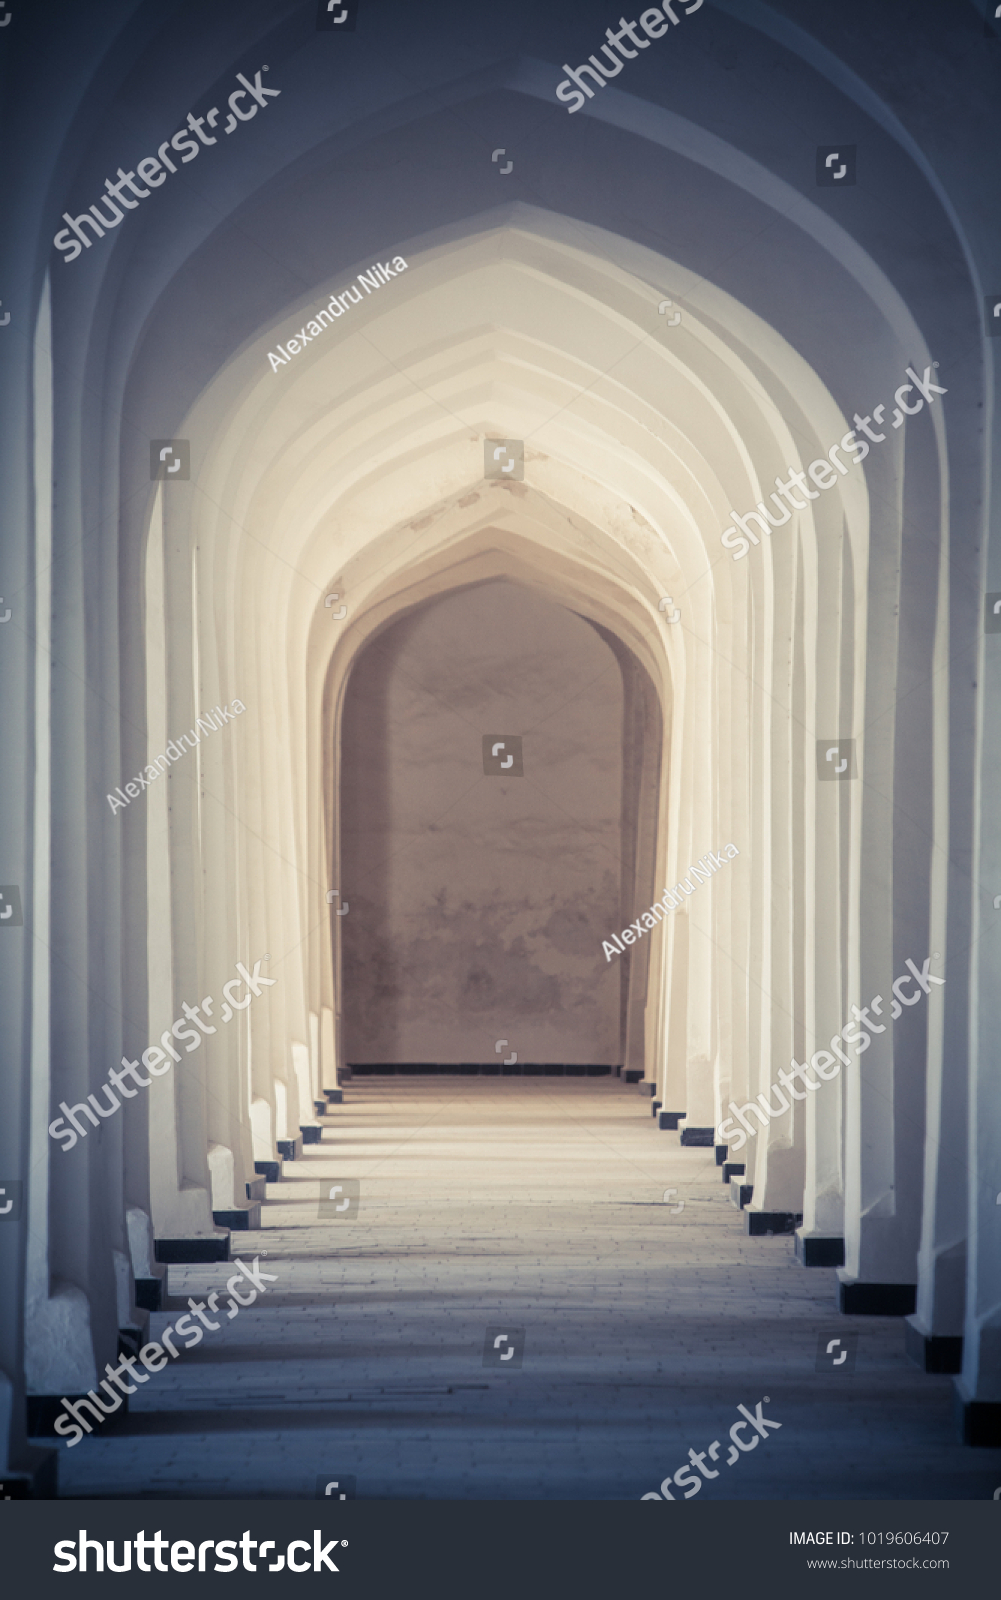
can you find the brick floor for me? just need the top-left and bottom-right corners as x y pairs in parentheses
(53, 1078), (1001, 1499)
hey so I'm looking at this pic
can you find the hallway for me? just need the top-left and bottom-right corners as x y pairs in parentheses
(55, 1079), (998, 1501)
(5, 3), (1001, 1500)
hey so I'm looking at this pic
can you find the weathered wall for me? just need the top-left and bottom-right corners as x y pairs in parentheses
(340, 579), (623, 1064)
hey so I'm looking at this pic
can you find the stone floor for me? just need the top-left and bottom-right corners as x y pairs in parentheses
(51, 1077), (1001, 1499)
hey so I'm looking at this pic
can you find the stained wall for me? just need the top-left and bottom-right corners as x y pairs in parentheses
(340, 580), (624, 1064)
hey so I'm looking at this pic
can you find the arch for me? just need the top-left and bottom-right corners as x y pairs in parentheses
(4, 2), (995, 1487)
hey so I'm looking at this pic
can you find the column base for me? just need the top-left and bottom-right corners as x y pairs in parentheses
(904, 1315), (962, 1374)
(134, 1276), (163, 1311)
(324, 1089), (344, 1104)
(276, 1134), (303, 1161)
(795, 1231), (845, 1268)
(651, 1101), (661, 1117)
(254, 1159), (281, 1183)
(154, 1233), (230, 1264)
(730, 1177), (753, 1209)
(27, 1393), (129, 1436)
(624, 1070), (644, 1084)
(658, 1111), (686, 1130)
(952, 1378), (1001, 1445)
(722, 1161), (745, 1185)
(745, 1209), (801, 1237)
(836, 1272), (916, 1315)
(714, 1145), (728, 1165)
(679, 1126), (714, 1147)
(212, 1203), (261, 1231)
(300, 1125), (323, 1145)
(0, 1446), (57, 1497)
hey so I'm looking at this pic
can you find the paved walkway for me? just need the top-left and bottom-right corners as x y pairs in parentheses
(54, 1078), (1001, 1499)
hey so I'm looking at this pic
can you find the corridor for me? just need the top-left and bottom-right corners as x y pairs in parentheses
(4, 1), (1001, 1503)
(55, 1078), (997, 1501)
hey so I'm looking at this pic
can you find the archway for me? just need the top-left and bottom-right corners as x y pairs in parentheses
(338, 577), (664, 1070)
(8, 0), (998, 1496)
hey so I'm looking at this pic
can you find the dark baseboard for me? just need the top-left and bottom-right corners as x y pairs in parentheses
(347, 1063), (614, 1077)
(795, 1233), (845, 1268)
(836, 1275), (917, 1316)
(953, 1384), (1001, 1446)
(28, 1392), (128, 1437)
(658, 1111), (686, 1130)
(276, 1134), (303, 1161)
(680, 1126), (714, 1146)
(624, 1070), (644, 1084)
(722, 1161), (745, 1185)
(134, 1276), (163, 1312)
(651, 1101), (662, 1117)
(254, 1160), (280, 1183)
(300, 1124), (323, 1144)
(0, 1449), (57, 1496)
(745, 1210), (802, 1237)
(715, 1145), (728, 1165)
(324, 1089), (344, 1103)
(154, 1234), (230, 1264)
(904, 1316), (963, 1374)
(212, 1204), (261, 1231)
(730, 1178), (753, 1209)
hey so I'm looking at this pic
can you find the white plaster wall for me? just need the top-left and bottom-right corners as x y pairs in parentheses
(340, 580), (624, 1064)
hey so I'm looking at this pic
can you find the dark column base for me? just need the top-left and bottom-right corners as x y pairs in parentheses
(730, 1178), (753, 1209)
(254, 1159), (281, 1183)
(117, 1326), (144, 1360)
(300, 1124), (323, 1145)
(276, 1134), (303, 1161)
(651, 1101), (662, 1117)
(212, 1203), (261, 1231)
(745, 1210), (801, 1236)
(658, 1111), (686, 1130)
(324, 1089), (344, 1104)
(134, 1276), (163, 1312)
(28, 1393), (129, 1437)
(904, 1315), (963, 1374)
(314, 1099), (330, 1116)
(680, 1126), (714, 1147)
(154, 1234), (230, 1264)
(714, 1145), (728, 1165)
(953, 1380), (1001, 1446)
(836, 1273), (917, 1316)
(722, 1161), (745, 1185)
(624, 1070), (644, 1084)
(795, 1232), (845, 1268)
(0, 1447), (57, 1497)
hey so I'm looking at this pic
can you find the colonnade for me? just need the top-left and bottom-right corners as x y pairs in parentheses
(1, 0), (998, 1491)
